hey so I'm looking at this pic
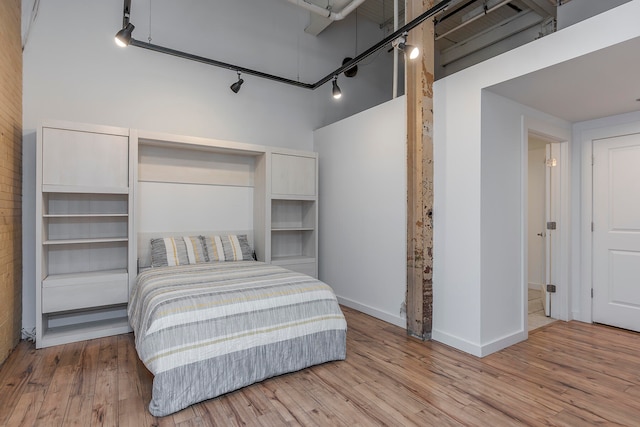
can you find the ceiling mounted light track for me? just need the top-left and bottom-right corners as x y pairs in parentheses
(115, 0), (451, 94)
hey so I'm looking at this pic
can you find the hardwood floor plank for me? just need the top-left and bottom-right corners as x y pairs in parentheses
(23, 345), (60, 394)
(34, 363), (78, 427)
(1, 308), (640, 426)
(70, 338), (100, 398)
(254, 378), (322, 426)
(117, 334), (158, 427)
(0, 343), (38, 425)
(1, 389), (45, 427)
(194, 399), (236, 427)
(171, 406), (200, 425)
(90, 336), (119, 427)
(64, 394), (94, 427)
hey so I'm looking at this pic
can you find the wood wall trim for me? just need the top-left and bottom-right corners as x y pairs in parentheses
(406, 0), (434, 339)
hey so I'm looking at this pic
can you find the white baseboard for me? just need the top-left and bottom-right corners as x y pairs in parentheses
(432, 328), (527, 358)
(528, 282), (544, 290)
(431, 329), (483, 357)
(478, 330), (527, 357)
(336, 296), (406, 329)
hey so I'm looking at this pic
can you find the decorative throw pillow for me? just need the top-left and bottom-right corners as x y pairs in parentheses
(201, 234), (253, 262)
(150, 236), (207, 267)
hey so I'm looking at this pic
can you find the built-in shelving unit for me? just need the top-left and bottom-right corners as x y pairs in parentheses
(35, 121), (319, 348)
(268, 152), (318, 277)
(36, 121), (133, 348)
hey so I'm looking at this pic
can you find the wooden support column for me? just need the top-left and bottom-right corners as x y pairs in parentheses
(406, 0), (434, 339)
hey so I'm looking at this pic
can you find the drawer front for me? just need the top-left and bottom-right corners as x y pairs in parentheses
(42, 278), (128, 313)
(279, 262), (317, 278)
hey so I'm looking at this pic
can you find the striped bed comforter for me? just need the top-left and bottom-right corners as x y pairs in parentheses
(128, 261), (347, 417)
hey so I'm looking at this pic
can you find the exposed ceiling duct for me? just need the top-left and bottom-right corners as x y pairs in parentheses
(288, 0), (368, 36)
(287, 0), (367, 21)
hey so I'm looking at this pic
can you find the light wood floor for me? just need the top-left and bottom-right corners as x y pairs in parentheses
(1, 307), (640, 426)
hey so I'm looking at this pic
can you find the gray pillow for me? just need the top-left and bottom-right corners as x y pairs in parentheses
(150, 236), (207, 267)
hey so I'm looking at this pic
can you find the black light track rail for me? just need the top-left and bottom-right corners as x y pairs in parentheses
(124, 0), (451, 91)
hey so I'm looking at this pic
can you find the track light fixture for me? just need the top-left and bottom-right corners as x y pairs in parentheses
(230, 71), (244, 93)
(394, 32), (420, 60)
(115, 22), (135, 47)
(331, 76), (342, 100)
(114, 0), (451, 91)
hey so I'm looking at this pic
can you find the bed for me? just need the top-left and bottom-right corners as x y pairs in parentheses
(128, 233), (347, 417)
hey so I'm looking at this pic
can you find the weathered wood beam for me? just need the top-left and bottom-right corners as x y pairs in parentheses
(406, 0), (435, 339)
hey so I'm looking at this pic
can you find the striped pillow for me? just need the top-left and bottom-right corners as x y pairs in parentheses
(150, 236), (207, 267)
(202, 234), (253, 262)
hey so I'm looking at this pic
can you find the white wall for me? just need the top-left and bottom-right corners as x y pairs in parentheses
(22, 0), (392, 334)
(557, 0), (632, 30)
(432, 1), (640, 356)
(479, 92), (570, 354)
(314, 96), (407, 327)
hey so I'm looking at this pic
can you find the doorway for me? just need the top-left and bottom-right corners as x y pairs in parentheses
(527, 133), (557, 331)
(522, 118), (570, 334)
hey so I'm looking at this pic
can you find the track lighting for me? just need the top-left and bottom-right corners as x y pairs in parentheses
(115, 22), (135, 47)
(394, 32), (420, 60)
(331, 76), (342, 100)
(230, 72), (244, 93)
(114, 0), (451, 91)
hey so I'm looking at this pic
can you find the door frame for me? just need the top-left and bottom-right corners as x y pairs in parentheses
(579, 120), (640, 323)
(522, 117), (570, 331)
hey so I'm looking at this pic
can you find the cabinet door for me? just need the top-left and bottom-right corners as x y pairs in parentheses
(271, 154), (315, 196)
(42, 128), (129, 189)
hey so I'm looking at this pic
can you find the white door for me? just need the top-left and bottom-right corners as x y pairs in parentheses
(527, 140), (546, 309)
(593, 133), (640, 332)
(543, 144), (552, 316)
(544, 143), (561, 317)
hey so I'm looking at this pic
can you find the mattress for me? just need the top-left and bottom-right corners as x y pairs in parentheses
(128, 261), (347, 416)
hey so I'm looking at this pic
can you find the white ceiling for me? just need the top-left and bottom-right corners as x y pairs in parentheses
(487, 36), (640, 123)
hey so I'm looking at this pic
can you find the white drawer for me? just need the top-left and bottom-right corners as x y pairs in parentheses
(42, 276), (128, 313)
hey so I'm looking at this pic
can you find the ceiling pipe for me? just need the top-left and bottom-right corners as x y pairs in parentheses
(286, 0), (367, 21)
(392, 0), (399, 99)
(122, 0), (451, 91)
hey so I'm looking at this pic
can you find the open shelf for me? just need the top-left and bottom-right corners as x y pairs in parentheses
(44, 237), (128, 245)
(40, 314), (131, 348)
(44, 213), (128, 218)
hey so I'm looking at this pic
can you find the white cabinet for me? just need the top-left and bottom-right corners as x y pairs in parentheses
(268, 152), (318, 277)
(42, 127), (129, 190)
(271, 153), (316, 196)
(36, 121), (133, 348)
